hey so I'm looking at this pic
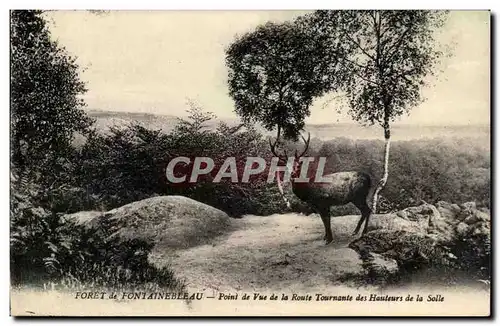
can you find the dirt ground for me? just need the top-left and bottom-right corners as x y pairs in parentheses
(151, 213), (377, 293)
(11, 212), (491, 316)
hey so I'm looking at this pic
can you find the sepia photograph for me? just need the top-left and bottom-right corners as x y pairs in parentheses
(9, 8), (491, 317)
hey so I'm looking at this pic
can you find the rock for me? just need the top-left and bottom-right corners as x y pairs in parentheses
(398, 203), (440, 222)
(63, 196), (231, 249)
(436, 201), (461, 221)
(437, 201), (461, 212)
(472, 223), (490, 237)
(472, 227), (484, 237)
(463, 215), (478, 225)
(455, 222), (469, 237)
(474, 210), (491, 222)
(349, 201), (490, 283)
(456, 205), (490, 225)
(371, 253), (398, 272)
(478, 207), (490, 214)
(461, 202), (477, 210)
(436, 207), (456, 221)
(396, 210), (409, 220)
(427, 212), (454, 242)
(436, 201), (452, 210)
(368, 213), (425, 233)
(362, 253), (399, 278)
(350, 228), (444, 277)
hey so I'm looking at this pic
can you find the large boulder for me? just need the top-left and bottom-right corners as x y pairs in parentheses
(63, 196), (231, 249)
(349, 201), (491, 282)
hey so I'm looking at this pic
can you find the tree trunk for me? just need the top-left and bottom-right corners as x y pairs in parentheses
(272, 124), (292, 209)
(371, 128), (391, 213)
(276, 171), (291, 209)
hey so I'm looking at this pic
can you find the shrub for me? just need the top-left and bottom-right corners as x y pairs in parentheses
(67, 106), (489, 218)
(10, 184), (185, 292)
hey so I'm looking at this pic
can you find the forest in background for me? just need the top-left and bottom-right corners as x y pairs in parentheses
(48, 104), (489, 218)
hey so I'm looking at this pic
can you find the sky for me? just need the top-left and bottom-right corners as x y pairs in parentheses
(45, 10), (490, 125)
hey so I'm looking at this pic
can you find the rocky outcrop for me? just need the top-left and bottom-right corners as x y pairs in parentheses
(63, 196), (231, 249)
(349, 201), (490, 283)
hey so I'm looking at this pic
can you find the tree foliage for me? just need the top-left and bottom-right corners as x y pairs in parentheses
(10, 10), (93, 174)
(225, 21), (344, 140)
(302, 10), (448, 135)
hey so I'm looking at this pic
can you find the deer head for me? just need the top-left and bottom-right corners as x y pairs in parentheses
(269, 132), (311, 179)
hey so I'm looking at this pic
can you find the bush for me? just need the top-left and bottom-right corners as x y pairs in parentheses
(71, 105), (292, 217)
(10, 184), (185, 292)
(316, 137), (490, 213)
(62, 106), (490, 218)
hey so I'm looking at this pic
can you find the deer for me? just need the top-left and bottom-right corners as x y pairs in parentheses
(269, 132), (374, 244)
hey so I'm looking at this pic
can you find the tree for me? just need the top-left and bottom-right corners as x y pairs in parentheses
(10, 10), (93, 177)
(226, 21), (344, 141)
(226, 20), (348, 206)
(174, 99), (216, 135)
(302, 10), (448, 213)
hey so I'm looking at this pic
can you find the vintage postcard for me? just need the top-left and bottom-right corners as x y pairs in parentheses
(10, 10), (490, 317)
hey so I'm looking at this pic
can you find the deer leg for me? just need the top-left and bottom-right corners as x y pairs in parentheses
(319, 209), (333, 244)
(310, 207), (327, 241)
(353, 201), (371, 235)
(362, 209), (371, 235)
(353, 214), (366, 235)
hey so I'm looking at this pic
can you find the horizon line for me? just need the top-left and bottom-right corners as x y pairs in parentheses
(84, 108), (491, 128)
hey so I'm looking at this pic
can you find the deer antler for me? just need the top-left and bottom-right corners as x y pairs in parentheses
(294, 132), (311, 158)
(269, 138), (289, 162)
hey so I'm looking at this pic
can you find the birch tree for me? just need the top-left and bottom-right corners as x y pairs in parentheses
(303, 10), (449, 212)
